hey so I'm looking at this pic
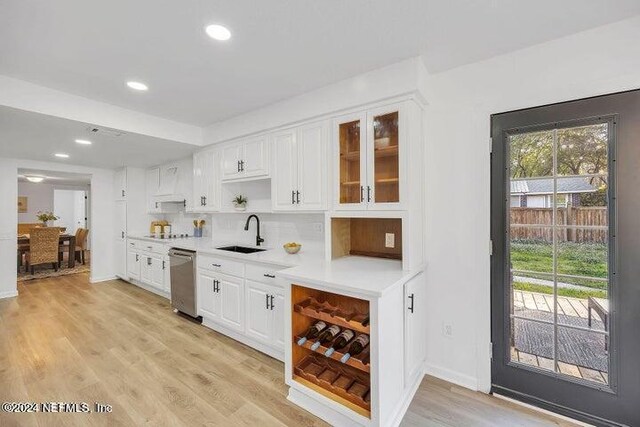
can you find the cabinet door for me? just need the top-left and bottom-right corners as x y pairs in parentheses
(243, 135), (269, 178)
(198, 271), (220, 319)
(367, 105), (403, 210)
(221, 144), (243, 181)
(140, 254), (153, 285)
(127, 250), (140, 281)
(150, 254), (165, 290)
(146, 168), (161, 213)
(114, 168), (127, 200)
(404, 272), (425, 385)
(192, 152), (205, 212)
(334, 113), (367, 210)
(271, 130), (298, 211)
(114, 201), (127, 278)
(245, 280), (272, 344)
(298, 121), (327, 210)
(271, 289), (285, 350)
(202, 149), (219, 211)
(219, 276), (244, 333)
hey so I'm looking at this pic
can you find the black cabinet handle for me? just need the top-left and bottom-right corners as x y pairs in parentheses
(263, 273), (276, 279)
(360, 186), (364, 202)
(121, 231), (125, 239)
(291, 190), (295, 205)
(122, 189), (125, 198)
(265, 293), (269, 309)
(296, 190), (300, 204)
(408, 293), (415, 313)
(162, 260), (166, 270)
(212, 263), (221, 268)
(367, 186), (372, 202)
(240, 160), (245, 171)
(203, 196), (207, 206)
(147, 257), (152, 266)
(237, 160), (241, 172)
(155, 202), (159, 209)
(135, 254), (139, 262)
(270, 295), (275, 310)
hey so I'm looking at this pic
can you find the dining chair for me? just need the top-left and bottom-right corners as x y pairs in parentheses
(25, 227), (60, 274)
(75, 228), (89, 264)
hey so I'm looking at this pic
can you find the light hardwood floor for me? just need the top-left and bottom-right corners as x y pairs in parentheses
(0, 274), (578, 427)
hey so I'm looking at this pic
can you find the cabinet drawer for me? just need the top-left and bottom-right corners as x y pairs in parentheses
(245, 262), (286, 286)
(198, 254), (245, 277)
(129, 239), (166, 254)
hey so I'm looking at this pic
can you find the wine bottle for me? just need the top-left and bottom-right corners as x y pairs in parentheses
(324, 329), (355, 357)
(340, 333), (369, 363)
(361, 315), (370, 327)
(310, 325), (341, 351)
(296, 321), (327, 346)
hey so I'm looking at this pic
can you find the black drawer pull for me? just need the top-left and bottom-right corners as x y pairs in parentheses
(263, 273), (276, 278)
(212, 263), (221, 268)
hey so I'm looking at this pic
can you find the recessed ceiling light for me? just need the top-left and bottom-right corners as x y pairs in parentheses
(26, 176), (44, 183)
(54, 153), (69, 158)
(205, 24), (231, 41)
(75, 139), (92, 145)
(126, 81), (148, 91)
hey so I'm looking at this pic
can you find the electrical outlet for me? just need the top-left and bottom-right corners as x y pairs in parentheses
(312, 223), (323, 233)
(385, 233), (395, 248)
(442, 323), (453, 338)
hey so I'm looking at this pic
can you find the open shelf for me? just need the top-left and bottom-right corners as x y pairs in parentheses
(295, 334), (370, 373)
(294, 354), (371, 417)
(294, 297), (370, 335)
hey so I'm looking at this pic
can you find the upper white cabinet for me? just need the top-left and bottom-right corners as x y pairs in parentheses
(221, 135), (269, 182)
(334, 102), (408, 211)
(146, 167), (161, 214)
(114, 168), (127, 201)
(272, 121), (328, 211)
(192, 148), (220, 212)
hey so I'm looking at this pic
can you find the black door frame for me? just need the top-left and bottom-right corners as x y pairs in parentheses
(490, 90), (640, 427)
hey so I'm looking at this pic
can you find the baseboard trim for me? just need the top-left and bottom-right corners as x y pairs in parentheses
(492, 385), (626, 427)
(90, 275), (117, 284)
(0, 289), (18, 299)
(424, 362), (478, 391)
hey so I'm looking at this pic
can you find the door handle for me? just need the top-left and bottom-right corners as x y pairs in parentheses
(203, 196), (207, 206)
(121, 231), (125, 239)
(265, 294), (269, 309)
(122, 189), (125, 198)
(367, 186), (372, 203)
(240, 160), (244, 172)
(162, 260), (166, 270)
(291, 190), (295, 204)
(155, 202), (159, 209)
(135, 254), (139, 262)
(360, 186), (364, 202)
(147, 257), (152, 266)
(296, 191), (300, 204)
(270, 294), (275, 310)
(408, 293), (415, 313)
(237, 160), (241, 172)
(263, 273), (275, 278)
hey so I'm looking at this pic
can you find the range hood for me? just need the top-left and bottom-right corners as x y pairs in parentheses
(153, 167), (185, 204)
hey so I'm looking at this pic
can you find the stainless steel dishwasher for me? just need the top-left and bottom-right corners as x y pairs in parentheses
(168, 248), (198, 318)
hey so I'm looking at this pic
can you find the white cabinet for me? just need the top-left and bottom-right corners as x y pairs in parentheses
(140, 253), (152, 284)
(146, 167), (161, 214)
(149, 254), (166, 290)
(245, 280), (276, 345)
(114, 200), (127, 278)
(272, 290), (285, 349)
(219, 276), (244, 333)
(114, 168), (127, 201)
(404, 272), (425, 386)
(221, 135), (269, 182)
(192, 149), (219, 212)
(334, 103), (407, 211)
(127, 249), (141, 281)
(272, 121), (328, 211)
(198, 271), (220, 320)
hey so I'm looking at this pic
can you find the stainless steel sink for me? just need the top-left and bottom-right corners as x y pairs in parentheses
(216, 245), (266, 254)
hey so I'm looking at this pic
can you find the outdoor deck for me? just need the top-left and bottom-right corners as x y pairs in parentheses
(511, 290), (608, 384)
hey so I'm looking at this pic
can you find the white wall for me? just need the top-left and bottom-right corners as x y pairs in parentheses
(421, 16), (640, 392)
(0, 158), (18, 298)
(18, 181), (54, 222)
(53, 189), (86, 231)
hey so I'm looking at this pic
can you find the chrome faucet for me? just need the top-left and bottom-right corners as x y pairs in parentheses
(244, 214), (265, 246)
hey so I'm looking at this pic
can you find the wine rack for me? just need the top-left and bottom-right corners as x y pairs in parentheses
(291, 285), (371, 418)
(295, 355), (371, 414)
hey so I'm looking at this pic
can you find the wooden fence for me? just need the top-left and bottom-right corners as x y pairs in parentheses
(510, 207), (608, 243)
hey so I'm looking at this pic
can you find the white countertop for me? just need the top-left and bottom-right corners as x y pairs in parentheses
(127, 234), (420, 298)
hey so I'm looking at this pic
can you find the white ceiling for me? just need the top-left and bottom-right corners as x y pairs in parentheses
(18, 169), (91, 187)
(0, 106), (197, 169)
(1, 1), (639, 126)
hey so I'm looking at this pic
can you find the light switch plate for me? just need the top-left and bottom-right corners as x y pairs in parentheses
(385, 233), (395, 248)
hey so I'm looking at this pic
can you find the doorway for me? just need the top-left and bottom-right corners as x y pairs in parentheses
(491, 90), (640, 426)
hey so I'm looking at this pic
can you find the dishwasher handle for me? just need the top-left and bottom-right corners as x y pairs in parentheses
(169, 249), (195, 260)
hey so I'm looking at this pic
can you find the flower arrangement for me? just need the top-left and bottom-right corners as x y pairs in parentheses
(232, 194), (247, 211)
(36, 211), (59, 225)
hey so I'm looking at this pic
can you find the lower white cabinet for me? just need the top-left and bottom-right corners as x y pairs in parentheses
(198, 270), (220, 320)
(245, 280), (284, 349)
(126, 239), (170, 295)
(218, 275), (244, 333)
(127, 249), (141, 281)
(404, 271), (426, 387)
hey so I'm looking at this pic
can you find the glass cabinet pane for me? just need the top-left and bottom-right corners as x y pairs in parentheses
(373, 111), (399, 203)
(339, 120), (362, 204)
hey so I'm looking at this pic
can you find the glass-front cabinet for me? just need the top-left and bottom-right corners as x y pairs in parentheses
(335, 104), (404, 210)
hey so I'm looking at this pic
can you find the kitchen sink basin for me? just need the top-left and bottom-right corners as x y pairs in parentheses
(216, 245), (266, 254)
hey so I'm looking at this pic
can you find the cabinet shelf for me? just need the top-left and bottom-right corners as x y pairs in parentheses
(294, 354), (371, 417)
(293, 297), (370, 335)
(373, 145), (399, 158)
(295, 334), (370, 373)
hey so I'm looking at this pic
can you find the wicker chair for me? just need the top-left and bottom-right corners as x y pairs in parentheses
(25, 227), (60, 274)
(74, 228), (89, 264)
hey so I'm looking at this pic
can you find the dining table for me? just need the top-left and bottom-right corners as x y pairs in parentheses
(17, 233), (76, 269)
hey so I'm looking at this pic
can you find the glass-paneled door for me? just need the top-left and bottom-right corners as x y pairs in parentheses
(336, 113), (366, 209)
(491, 90), (640, 427)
